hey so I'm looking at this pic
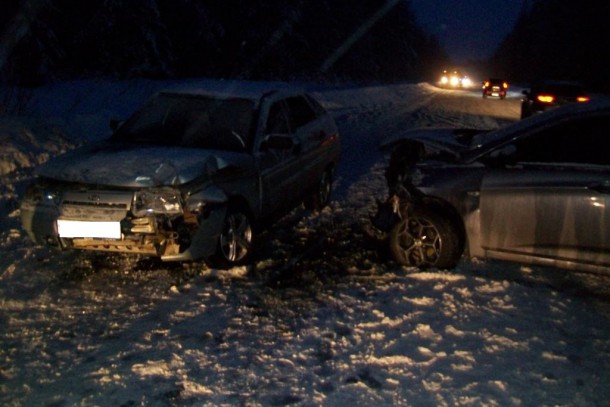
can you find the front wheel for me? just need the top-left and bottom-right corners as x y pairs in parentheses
(206, 206), (253, 269)
(304, 169), (333, 212)
(388, 207), (462, 269)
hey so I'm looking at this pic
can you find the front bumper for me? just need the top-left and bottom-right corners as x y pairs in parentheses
(20, 188), (226, 261)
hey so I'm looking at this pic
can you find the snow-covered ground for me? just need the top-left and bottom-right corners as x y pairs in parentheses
(1, 79), (609, 406)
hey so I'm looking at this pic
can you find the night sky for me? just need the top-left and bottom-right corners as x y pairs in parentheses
(409, 0), (524, 63)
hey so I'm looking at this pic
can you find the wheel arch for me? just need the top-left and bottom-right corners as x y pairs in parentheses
(225, 194), (255, 220)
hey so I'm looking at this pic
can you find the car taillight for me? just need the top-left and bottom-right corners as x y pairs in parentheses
(503, 82), (508, 89)
(577, 96), (590, 102)
(537, 95), (555, 103)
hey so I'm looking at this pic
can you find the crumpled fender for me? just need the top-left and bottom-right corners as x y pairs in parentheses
(162, 205), (227, 261)
(162, 183), (229, 261)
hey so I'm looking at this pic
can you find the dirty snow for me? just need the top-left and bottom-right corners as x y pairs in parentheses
(1, 79), (609, 406)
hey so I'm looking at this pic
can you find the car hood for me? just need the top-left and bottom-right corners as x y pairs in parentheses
(381, 127), (488, 159)
(36, 141), (248, 187)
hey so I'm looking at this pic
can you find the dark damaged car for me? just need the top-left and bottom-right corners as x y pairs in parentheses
(521, 80), (590, 119)
(20, 87), (340, 268)
(371, 98), (610, 274)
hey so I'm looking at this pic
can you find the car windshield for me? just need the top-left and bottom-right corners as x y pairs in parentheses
(111, 93), (255, 151)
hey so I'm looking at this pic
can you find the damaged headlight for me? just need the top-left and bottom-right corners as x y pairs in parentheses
(132, 189), (182, 217)
(24, 182), (60, 206)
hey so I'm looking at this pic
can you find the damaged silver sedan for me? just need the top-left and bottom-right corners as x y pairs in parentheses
(21, 87), (340, 268)
(372, 98), (610, 274)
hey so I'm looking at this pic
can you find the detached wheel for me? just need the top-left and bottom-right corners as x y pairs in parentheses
(207, 206), (253, 269)
(304, 169), (332, 212)
(389, 207), (461, 269)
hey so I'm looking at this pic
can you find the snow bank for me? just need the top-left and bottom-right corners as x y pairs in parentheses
(0, 117), (75, 176)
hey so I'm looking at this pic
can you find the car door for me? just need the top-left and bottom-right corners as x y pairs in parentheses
(284, 95), (330, 197)
(479, 115), (610, 268)
(256, 98), (303, 216)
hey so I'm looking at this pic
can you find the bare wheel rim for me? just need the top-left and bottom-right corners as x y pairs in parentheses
(395, 216), (442, 266)
(219, 212), (252, 262)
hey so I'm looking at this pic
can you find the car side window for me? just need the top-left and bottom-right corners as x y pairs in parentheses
(285, 96), (317, 130)
(305, 94), (327, 116)
(508, 116), (610, 166)
(265, 101), (291, 135)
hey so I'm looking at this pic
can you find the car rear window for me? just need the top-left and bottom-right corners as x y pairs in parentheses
(541, 84), (584, 96)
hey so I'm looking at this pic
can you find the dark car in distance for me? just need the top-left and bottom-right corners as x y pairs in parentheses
(371, 98), (610, 274)
(521, 80), (589, 118)
(482, 78), (508, 99)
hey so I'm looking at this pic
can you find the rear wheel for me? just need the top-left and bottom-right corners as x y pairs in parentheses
(206, 206), (253, 269)
(389, 207), (461, 269)
(304, 169), (332, 212)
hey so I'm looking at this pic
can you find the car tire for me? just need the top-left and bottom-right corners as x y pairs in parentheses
(304, 168), (332, 212)
(388, 206), (461, 269)
(520, 103), (530, 119)
(206, 205), (253, 269)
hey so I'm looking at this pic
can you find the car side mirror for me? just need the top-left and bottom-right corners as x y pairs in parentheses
(261, 134), (295, 151)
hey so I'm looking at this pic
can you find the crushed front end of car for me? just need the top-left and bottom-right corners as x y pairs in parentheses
(368, 129), (483, 268)
(20, 177), (229, 261)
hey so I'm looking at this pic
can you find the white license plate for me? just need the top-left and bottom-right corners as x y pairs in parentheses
(57, 220), (121, 239)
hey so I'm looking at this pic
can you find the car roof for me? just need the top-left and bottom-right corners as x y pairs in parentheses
(464, 97), (610, 161)
(157, 83), (307, 103)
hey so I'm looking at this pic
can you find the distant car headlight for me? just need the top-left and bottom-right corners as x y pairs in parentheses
(440, 75), (449, 85)
(132, 189), (182, 216)
(461, 77), (472, 87)
(450, 75), (460, 87)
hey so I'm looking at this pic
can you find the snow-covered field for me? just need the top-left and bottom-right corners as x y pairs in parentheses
(1, 79), (609, 406)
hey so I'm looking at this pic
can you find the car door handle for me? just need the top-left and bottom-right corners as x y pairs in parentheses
(587, 182), (610, 194)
